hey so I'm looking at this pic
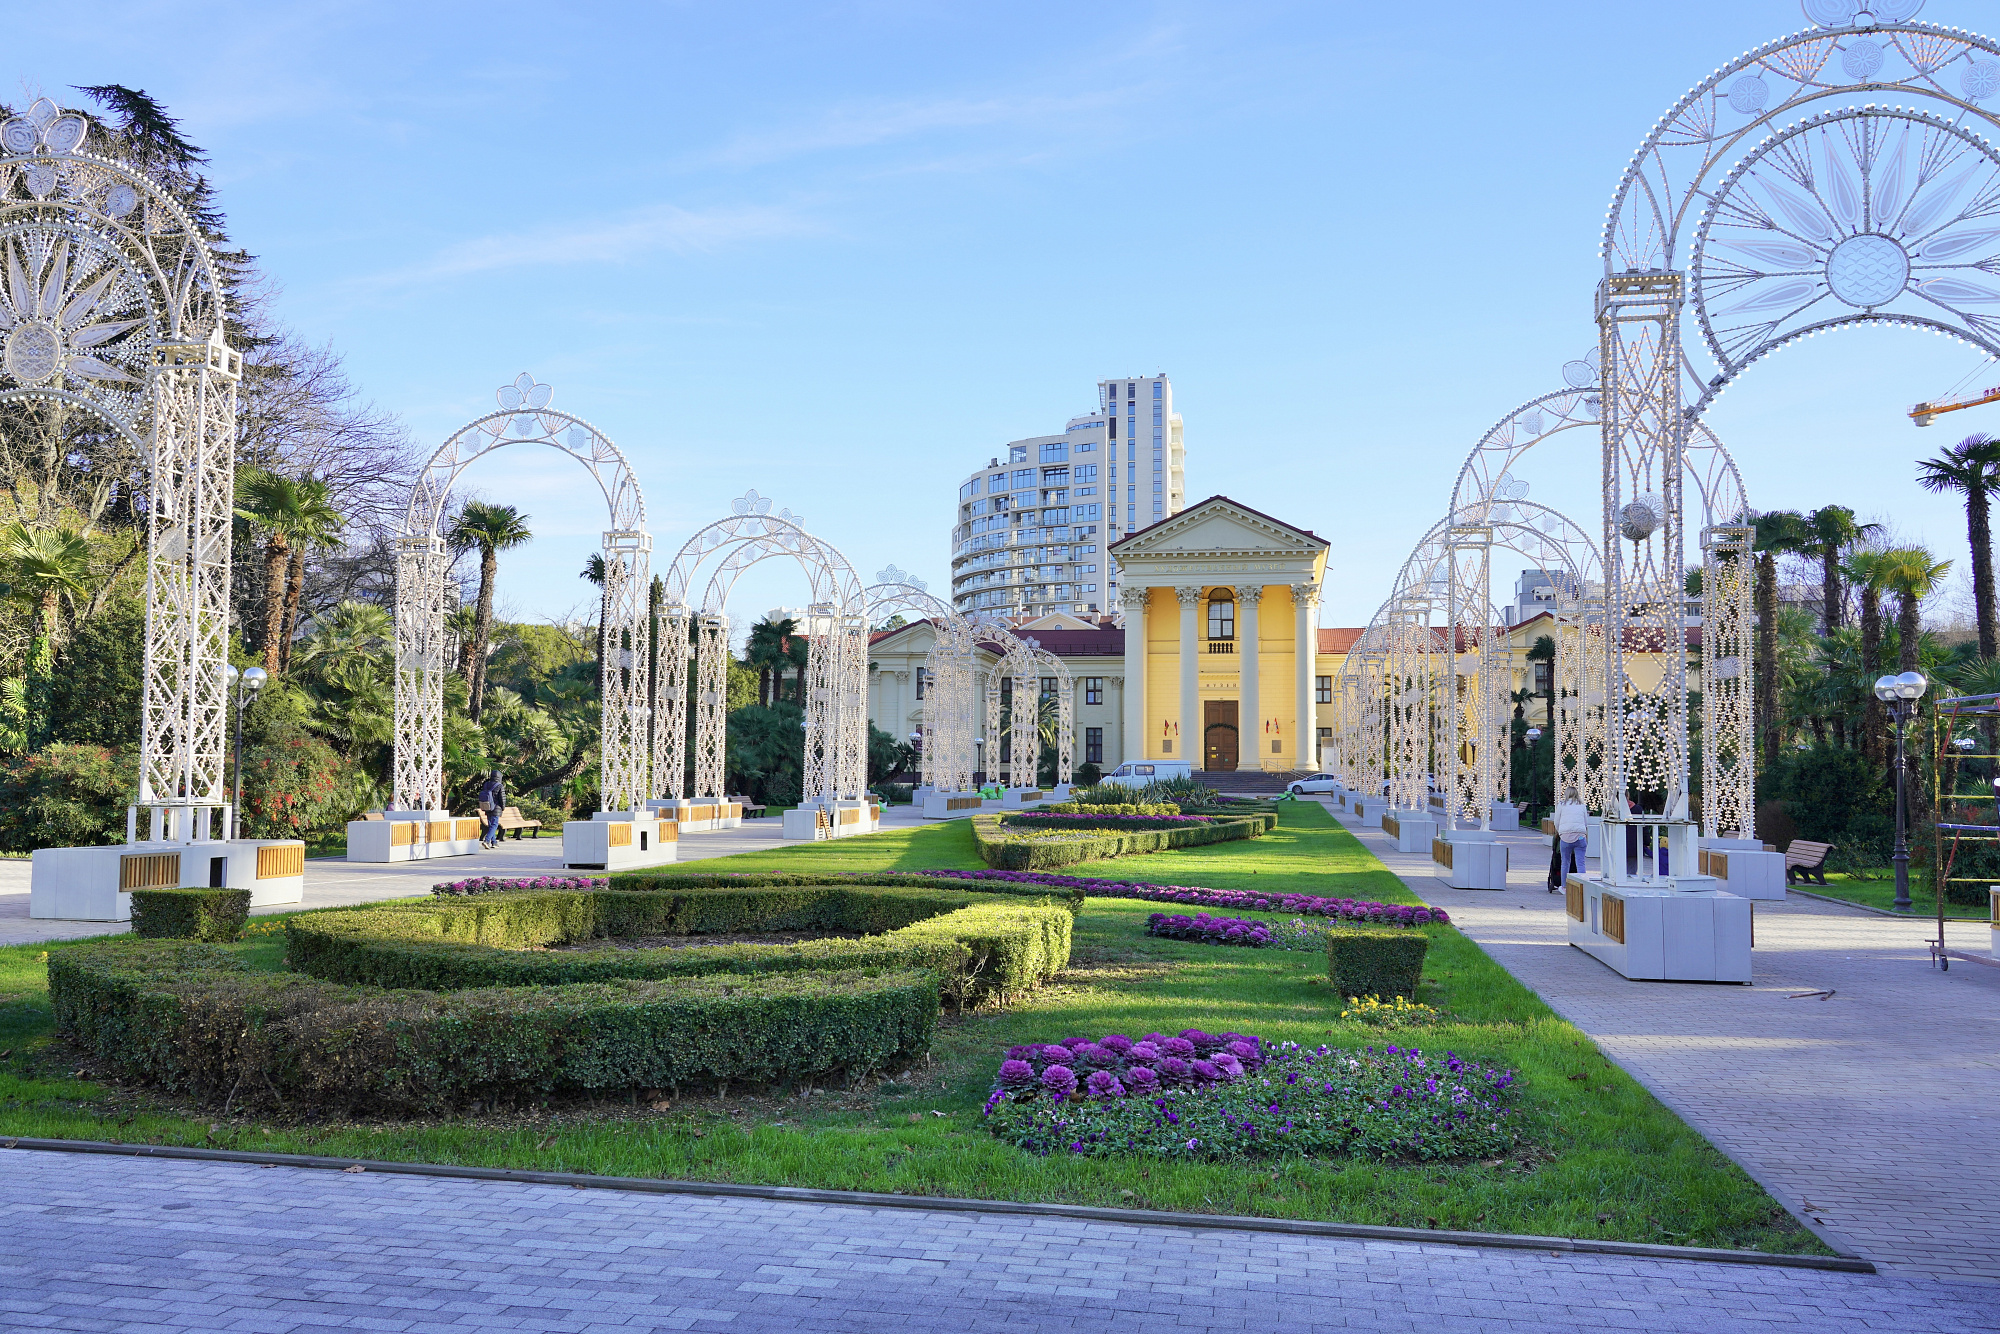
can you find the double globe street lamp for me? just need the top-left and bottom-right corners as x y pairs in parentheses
(1874, 670), (1929, 912)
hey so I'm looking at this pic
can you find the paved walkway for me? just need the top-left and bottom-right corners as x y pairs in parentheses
(4, 1150), (1995, 1334)
(0, 808), (936, 947)
(1322, 799), (2000, 1285)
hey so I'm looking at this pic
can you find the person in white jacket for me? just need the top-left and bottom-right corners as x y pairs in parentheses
(1553, 788), (1590, 884)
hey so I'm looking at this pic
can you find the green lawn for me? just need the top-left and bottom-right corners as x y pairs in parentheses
(1801, 872), (1988, 920)
(0, 804), (1823, 1254)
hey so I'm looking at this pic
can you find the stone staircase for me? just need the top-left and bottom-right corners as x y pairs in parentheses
(1193, 769), (1311, 795)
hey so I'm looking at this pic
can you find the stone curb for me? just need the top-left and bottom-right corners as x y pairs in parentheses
(1, 1136), (1873, 1274)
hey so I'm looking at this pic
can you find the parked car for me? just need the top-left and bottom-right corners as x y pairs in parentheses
(1101, 760), (1194, 789)
(1287, 773), (1341, 795)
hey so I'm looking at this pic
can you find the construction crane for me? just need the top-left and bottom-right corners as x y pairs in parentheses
(1912, 383), (2000, 426)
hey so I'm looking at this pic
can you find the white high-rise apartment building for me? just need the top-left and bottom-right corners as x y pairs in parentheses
(950, 375), (1184, 619)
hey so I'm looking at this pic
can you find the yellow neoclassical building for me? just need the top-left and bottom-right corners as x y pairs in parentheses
(1112, 496), (1329, 773)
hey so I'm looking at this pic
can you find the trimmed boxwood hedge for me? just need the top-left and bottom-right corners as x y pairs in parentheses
(49, 939), (937, 1114)
(970, 812), (1275, 870)
(129, 887), (250, 942)
(604, 869), (1084, 913)
(47, 881), (1074, 1113)
(1038, 803), (1181, 816)
(1325, 928), (1430, 1000)
(285, 885), (1072, 1005)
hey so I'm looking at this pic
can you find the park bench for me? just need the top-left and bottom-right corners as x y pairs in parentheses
(495, 806), (542, 840)
(1784, 839), (1834, 885)
(731, 795), (768, 818)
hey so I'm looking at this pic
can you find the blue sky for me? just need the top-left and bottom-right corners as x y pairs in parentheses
(23, 0), (2000, 629)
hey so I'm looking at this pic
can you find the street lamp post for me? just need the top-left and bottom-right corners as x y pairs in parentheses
(221, 663), (268, 840)
(1875, 670), (1929, 912)
(1524, 725), (1544, 826)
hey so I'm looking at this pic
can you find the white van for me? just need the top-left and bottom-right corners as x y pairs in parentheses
(1101, 760), (1194, 790)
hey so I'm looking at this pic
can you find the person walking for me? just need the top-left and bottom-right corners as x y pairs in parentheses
(1552, 786), (1589, 893)
(477, 768), (506, 849)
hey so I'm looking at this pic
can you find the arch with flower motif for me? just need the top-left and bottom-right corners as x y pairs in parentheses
(392, 374), (653, 814)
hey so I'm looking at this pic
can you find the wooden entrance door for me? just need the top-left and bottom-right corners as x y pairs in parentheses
(1204, 699), (1239, 771)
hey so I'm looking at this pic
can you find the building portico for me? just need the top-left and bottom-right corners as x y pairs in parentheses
(1109, 497), (1329, 773)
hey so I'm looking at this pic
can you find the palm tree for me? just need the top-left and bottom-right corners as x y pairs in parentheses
(1842, 549), (1890, 763)
(275, 477), (343, 673)
(1802, 505), (1882, 637)
(745, 616), (795, 707)
(447, 502), (532, 723)
(1917, 434), (2000, 658)
(0, 521), (93, 746)
(1754, 510), (1814, 768)
(1877, 546), (1954, 673)
(235, 469), (342, 675)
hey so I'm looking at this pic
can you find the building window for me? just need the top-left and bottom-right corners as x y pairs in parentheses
(916, 668), (929, 701)
(1041, 676), (1058, 699)
(1085, 677), (1103, 705)
(1207, 590), (1234, 640)
(1316, 675), (1332, 704)
(1085, 727), (1103, 764)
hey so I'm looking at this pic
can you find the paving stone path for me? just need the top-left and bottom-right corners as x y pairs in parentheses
(5, 1150), (1997, 1333)
(1324, 800), (2000, 1285)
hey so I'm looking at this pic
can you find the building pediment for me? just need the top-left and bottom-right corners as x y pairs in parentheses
(1110, 496), (1328, 586)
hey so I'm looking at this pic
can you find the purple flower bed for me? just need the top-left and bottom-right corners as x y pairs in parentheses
(983, 1031), (1516, 1162)
(916, 869), (1449, 928)
(1145, 912), (1272, 948)
(431, 875), (598, 897)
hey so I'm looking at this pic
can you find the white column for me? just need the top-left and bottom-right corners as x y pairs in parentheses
(1292, 582), (1319, 772)
(1235, 585), (1262, 772)
(1121, 588), (1147, 764)
(1177, 586), (1202, 766)
(1108, 673), (1126, 769)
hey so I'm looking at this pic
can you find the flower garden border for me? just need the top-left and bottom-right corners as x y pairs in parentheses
(969, 812), (1275, 870)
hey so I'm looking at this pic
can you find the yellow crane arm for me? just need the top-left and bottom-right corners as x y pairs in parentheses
(1912, 385), (2000, 426)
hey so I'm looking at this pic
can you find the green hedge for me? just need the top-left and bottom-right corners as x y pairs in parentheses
(970, 812), (1274, 870)
(1001, 813), (1202, 832)
(285, 885), (1071, 1006)
(605, 869), (1084, 912)
(1325, 929), (1429, 1000)
(129, 888), (250, 942)
(49, 939), (936, 1114)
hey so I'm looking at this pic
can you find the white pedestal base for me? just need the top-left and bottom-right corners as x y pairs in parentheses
(781, 801), (881, 840)
(1489, 804), (1521, 831)
(1566, 876), (1752, 982)
(1698, 839), (1787, 902)
(1351, 797), (1385, 822)
(922, 791), (988, 820)
(1381, 810), (1437, 853)
(346, 811), (484, 862)
(1433, 830), (1509, 889)
(1000, 788), (1050, 809)
(562, 816), (676, 870)
(31, 839), (306, 922)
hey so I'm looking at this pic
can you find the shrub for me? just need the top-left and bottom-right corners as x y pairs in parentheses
(49, 939), (937, 1113)
(1039, 803), (1181, 817)
(1144, 912), (1271, 947)
(238, 730), (349, 839)
(0, 743), (135, 851)
(129, 888), (250, 942)
(982, 1037), (1517, 1161)
(284, 884), (1071, 1006)
(1756, 745), (1893, 869)
(1001, 812), (1209, 831)
(1325, 929), (1429, 1000)
(876, 783), (915, 805)
(434, 874), (598, 896)
(970, 812), (1271, 870)
(608, 869), (1084, 913)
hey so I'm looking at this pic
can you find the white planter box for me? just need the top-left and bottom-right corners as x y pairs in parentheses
(563, 817), (676, 870)
(1000, 788), (1050, 810)
(781, 802), (882, 840)
(1698, 839), (1787, 902)
(922, 791), (988, 820)
(1433, 830), (1508, 890)
(346, 811), (484, 862)
(1381, 810), (1437, 853)
(1566, 877), (1752, 982)
(1489, 804), (1521, 831)
(31, 839), (306, 922)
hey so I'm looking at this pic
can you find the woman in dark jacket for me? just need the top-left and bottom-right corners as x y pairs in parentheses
(478, 769), (505, 848)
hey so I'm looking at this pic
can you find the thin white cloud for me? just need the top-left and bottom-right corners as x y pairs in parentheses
(360, 202), (815, 287)
(701, 88), (1141, 169)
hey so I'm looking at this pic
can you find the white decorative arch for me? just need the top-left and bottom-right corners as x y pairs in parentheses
(1596, 2), (2000, 832)
(0, 100), (241, 842)
(392, 374), (652, 813)
(657, 491), (867, 806)
(864, 573), (979, 794)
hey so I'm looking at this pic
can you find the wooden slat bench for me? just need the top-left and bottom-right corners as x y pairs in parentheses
(1785, 839), (1834, 885)
(495, 807), (543, 839)
(731, 796), (768, 818)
